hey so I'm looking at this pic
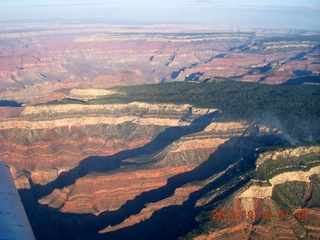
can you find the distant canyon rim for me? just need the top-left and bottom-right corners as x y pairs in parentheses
(0, 23), (319, 240)
(0, 23), (319, 105)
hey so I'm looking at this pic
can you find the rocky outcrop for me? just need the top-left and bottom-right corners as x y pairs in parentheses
(0, 102), (218, 187)
(66, 89), (120, 101)
(187, 144), (320, 240)
(39, 166), (197, 215)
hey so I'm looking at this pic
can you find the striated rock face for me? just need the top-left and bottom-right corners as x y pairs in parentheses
(39, 166), (197, 215)
(0, 23), (319, 104)
(187, 145), (320, 240)
(2, 102), (213, 130)
(0, 102), (217, 187)
(0, 96), (287, 239)
(0, 91), (318, 240)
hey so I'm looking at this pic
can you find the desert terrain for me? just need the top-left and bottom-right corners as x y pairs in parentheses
(0, 23), (319, 239)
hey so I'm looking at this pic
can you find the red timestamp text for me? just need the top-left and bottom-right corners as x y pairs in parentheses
(212, 209), (308, 221)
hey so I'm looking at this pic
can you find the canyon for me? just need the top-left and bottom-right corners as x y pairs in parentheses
(0, 23), (319, 105)
(0, 97), (281, 239)
(0, 83), (318, 239)
(0, 23), (319, 240)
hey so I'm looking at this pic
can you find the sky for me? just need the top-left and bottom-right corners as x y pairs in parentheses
(0, 0), (320, 30)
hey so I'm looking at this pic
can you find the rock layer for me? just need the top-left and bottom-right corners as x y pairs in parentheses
(0, 97), (279, 239)
(187, 145), (320, 240)
(0, 23), (319, 104)
(0, 102), (216, 187)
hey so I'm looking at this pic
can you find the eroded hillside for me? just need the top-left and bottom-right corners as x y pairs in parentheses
(185, 145), (320, 240)
(0, 80), (318, 239)
(1, 101), (282, 240)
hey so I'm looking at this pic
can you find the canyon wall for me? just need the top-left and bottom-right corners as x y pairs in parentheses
(0, 97), (284, 239)
(0, 23), (319, 104)
(186, 145), (320, 240)
(0, 102), (216, 187)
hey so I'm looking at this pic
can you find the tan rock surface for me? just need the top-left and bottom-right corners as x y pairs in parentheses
(1, 24), (318, 104)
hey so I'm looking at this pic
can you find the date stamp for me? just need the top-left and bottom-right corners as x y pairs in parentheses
(213, 209), (308, 221)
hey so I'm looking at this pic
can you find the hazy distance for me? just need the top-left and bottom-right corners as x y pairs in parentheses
(1, 0), (320, 30)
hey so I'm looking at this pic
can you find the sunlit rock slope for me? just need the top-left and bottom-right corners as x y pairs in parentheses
(0, 23), (319, 104)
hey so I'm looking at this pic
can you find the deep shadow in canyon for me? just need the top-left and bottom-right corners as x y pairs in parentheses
(20, 112), (285, 240)
(97, 135), (281, 240)
(0, 100), (22, 107)
(32, 110), (220, 198)
(282, 76), (320, 85)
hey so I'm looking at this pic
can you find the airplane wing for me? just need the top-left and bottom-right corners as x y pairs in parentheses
(0, 163), (36, 240)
